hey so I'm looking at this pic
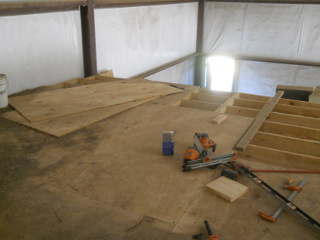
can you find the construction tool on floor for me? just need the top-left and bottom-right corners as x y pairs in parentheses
(182, 132), (237, 172)
(226, 162), (320, 232)
(259, 178), (308, 222)
(204, 220), (219, 240)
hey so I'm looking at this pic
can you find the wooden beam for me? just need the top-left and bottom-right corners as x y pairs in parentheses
(199, 89), (234, 97)
(95, 0), (197, 8)
(250, 132), (320, 157)
(80, 0), (98, 77)
(267, 112), (320, 129)
(233, 98), (265, 110)
(207, 0), (320, 4)
(273, 103), (320, 118)
(260, 121), (320, 141)
(180, 99), (220, 111)
(225, 105), (259, 118)
(0, 1), (85, 16)
(212, 92), (239, 115)
(190, 93), (229, 104)
(130, 53), (198, 79)
(194, 0), (205, 87)
(279, 98), (320, 109)
(238, 93), (269, 103)
(234, 90), (283, 151)
(238, 145), (320, 171)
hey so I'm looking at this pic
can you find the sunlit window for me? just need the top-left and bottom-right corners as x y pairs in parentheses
(208, 56), (235, 92)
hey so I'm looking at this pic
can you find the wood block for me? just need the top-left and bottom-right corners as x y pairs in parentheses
(212, 114), (227, 124)
(206, 176), (249, 202)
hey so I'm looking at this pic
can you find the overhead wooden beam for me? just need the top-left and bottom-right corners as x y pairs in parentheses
(130, 53), (198, 79)
(260, 121), (320, 141)
(238, 145), (320, 171)
(80, 0), (98, 77)
(234, 90), (283, 151)
(180, 99), (220, 111)
(194, 0), (205, 88)
(0, 1), (85, 16)
(251, 132), (320, 157)
(207, 0), (320, 4)
(95, 0), (197, 8)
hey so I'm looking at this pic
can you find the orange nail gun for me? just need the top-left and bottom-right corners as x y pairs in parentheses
(183, 133), (216, 162)
(183, 133), (236, 172)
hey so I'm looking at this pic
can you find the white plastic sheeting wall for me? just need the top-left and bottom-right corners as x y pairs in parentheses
(0, 11), (83, 94)
(204, 2), (320, 96)
(95, 3), (198, 84)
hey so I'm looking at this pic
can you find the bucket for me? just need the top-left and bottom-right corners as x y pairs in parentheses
(0, 74), (9, 108)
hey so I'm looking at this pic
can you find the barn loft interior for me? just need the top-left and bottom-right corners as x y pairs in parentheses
(0, 1), (320, 239)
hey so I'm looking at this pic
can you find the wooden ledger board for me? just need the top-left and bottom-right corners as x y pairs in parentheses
(9, 81), (182, 122)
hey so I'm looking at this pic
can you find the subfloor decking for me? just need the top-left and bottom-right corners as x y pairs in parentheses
(0, 86), (319, 240)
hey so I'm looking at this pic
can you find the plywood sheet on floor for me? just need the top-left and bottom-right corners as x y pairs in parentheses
(2, 97), (158, 137)
(9, 81), (182, 122)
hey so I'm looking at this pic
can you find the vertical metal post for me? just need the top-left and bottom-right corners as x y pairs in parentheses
(80, 0), (97, 77)
(194, 0), (205, 88)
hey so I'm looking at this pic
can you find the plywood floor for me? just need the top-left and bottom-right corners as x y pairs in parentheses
(0, 85), (319, 240)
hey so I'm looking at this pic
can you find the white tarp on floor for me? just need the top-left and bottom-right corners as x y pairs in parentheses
(204, 2), (320, 96)
(95, 3), (198, 84)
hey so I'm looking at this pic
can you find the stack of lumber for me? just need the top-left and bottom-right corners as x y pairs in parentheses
(2, 75), (182, 137)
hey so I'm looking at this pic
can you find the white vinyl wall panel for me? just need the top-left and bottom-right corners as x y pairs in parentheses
(238, 61), (320, 97)
(0, 11), (83, 94)
(204, 2), (320, 96)
(95, 3), (198, 78)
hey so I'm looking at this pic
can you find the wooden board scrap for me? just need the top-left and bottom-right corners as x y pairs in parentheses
(206, 176), (249, 202)
(9, 81), (182, 122)
(2, 97), (158, 137)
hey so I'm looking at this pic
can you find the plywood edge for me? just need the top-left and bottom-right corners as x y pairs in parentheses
(276, 85), (313, 92)
(234, 91), (284, 151)
(238, 144), (320, 171)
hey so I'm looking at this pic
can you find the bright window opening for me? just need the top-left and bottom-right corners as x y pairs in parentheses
(208, 56), (235, 92)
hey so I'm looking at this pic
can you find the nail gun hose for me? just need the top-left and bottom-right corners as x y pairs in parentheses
(250, 169), (320, 174)
(204, 220), (213, 236)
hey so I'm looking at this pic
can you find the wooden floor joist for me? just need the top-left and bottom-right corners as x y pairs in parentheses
(251, 132), (320, 157)
(190, 93), (229, 104)
(233, 98), (265, 110)
(225, 105), (259, 118)
(267, 112), (320, 129)
(238, 93), (269, 102)
(273, 103), (320, 118)
(180, 99), (220, 111)
(260, 121), (320, 141)
(238, 144), (320, 172)
(234, 91), (284, 151)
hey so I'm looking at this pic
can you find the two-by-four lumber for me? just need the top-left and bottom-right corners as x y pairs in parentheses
(190, 93), (229, 104)
(273, 103), (320, 118)
(260, 121), (320, 141)
(238, 145), (320, 172)
(238, 93), (269, 103)
(279, 98), (320, 109)
(225, 106), (259, 118)
(250, 132), (320, 158)
(233, 98), (265, 110)
(199, 88), (234, 97)
(267, 112), (320, 129)
(180, 99), (220, 111)
(234, 91), (284, 151)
